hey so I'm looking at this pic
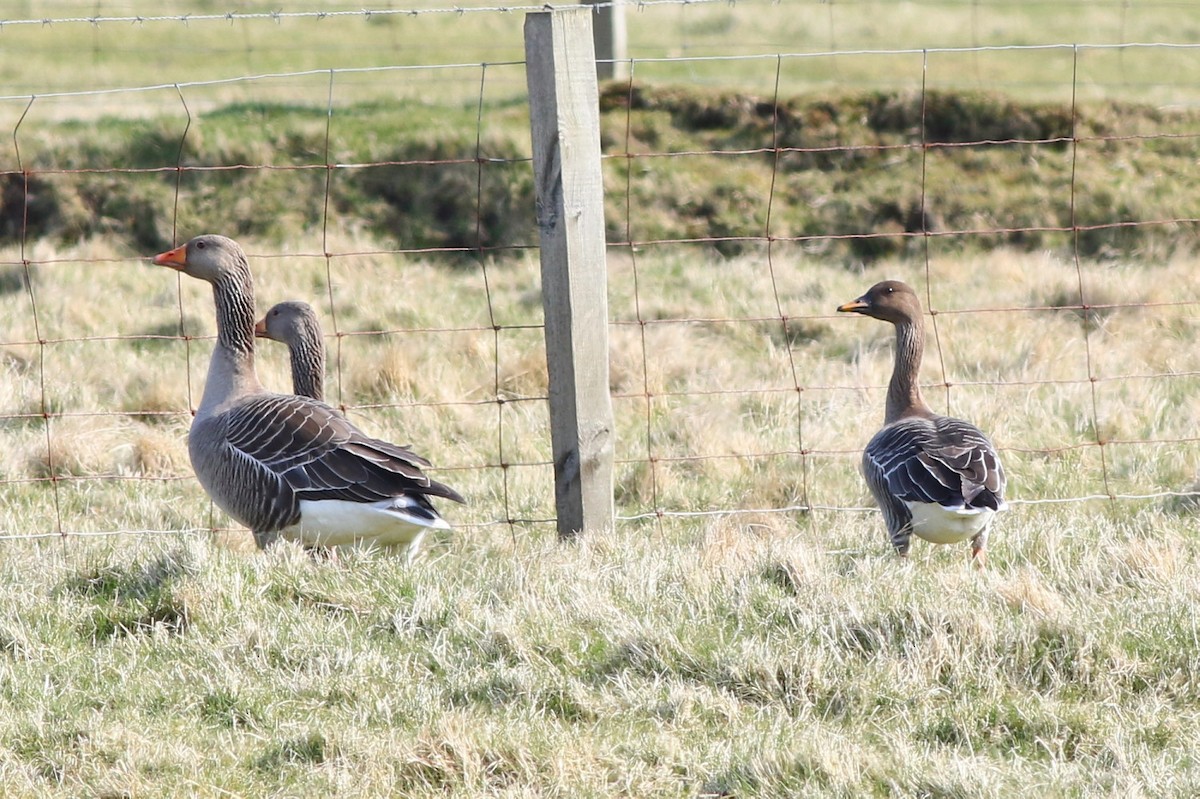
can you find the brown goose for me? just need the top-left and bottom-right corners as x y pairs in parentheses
(151, 234), (464, 553)
(254, 300), (325, 402)
(837, 280), (1006, 564)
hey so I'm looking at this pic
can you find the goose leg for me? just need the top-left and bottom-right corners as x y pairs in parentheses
(970, 530), (987, 568)
(252, 529), (280, 550)
(304, 545), (338, 563)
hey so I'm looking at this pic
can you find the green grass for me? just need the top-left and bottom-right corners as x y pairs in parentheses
(2, 1), (1197, 105)
(0, 507), (1198, 796)
(1, 237), (1199, 793)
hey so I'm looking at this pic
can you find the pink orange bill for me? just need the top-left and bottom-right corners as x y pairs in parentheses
(152, 244), (188, 269)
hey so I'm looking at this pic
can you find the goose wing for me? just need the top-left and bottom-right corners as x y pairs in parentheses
(864, 415), (1005, 512)
(225, 393), (465, 506)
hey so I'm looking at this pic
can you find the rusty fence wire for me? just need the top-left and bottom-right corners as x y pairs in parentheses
(0, 3), (1198, 543)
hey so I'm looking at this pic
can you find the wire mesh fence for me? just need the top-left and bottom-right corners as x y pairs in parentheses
(1, 0), (1198, 543)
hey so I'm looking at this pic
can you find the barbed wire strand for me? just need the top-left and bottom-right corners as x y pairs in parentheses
(169, 86), (198, 433)
(618, 58), (664, 533)
(0, 0), (739, 29)
(1, 0), (1196, 32)
(0, 42), (1198, 107)
(1068, 44), (1115, 504)
(12, 95), (65, 544)
(321, 68), (346, 414)
(2, 482), (1195, 543)
(163, 85), (219, 540)
(918, 49), (953, 417)
(762, 53), (810, 513)
(469, 61), (519, 543)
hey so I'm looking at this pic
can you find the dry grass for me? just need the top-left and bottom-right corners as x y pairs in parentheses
(4, 235), (1200, 529)
(0, 504), (1196, 796)
(1, 3), (1199, 795)
(1, 234), (1199, 794)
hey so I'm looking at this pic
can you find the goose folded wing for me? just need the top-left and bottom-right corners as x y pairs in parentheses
(225, 395), (343, 473)
(931, 418), (1006, 507)
(290, 439), (465, 505)
(867, 420), (1004, 510)
(918, 442), (1005, 508)
(224, 394), (465, 506)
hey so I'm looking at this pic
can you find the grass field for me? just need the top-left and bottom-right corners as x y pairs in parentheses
(2, 237), (1200, 796)
(1, 500), (1199, 795)
(3, 0), (1199, 107)
(1, 1), (1199, 796)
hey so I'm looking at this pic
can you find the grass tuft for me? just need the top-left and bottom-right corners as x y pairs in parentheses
(59, 546), (197, 640)
(253, 733), (336, 772)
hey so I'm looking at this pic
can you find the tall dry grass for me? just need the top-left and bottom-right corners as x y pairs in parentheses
(3, 234), (1199, 535)
(0, 159), (1197, 797)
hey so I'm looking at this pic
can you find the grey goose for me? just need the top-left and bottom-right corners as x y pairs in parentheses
(152, 234), (464, 553)
(255, 300), (326, 402)
(837, 280), (1006, 564)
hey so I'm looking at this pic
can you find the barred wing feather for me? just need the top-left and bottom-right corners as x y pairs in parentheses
(864, 416), (1006, 514)
(224, 394), (465, 507)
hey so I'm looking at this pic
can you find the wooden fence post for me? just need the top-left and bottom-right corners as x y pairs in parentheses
(581, 0), (628, 81)
(524, 9), (616, 540)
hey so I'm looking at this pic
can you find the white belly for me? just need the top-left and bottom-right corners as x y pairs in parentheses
(906, 501), (998, 545)
(279, 498), (450, 552)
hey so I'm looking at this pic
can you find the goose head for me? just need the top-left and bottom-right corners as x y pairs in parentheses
(153, 234), (249, 284)
(837, 279), (922, 325)
(255, 300), (318, 342)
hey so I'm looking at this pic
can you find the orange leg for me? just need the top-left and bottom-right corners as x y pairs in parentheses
(970, 533), (987, 569)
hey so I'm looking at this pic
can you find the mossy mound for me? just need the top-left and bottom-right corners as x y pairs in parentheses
(599, 83), (1198, 262)
(2, 86), (1196, 264)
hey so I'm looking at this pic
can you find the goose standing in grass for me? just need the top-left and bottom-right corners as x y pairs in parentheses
(255, 300), (326, 402)
(837, 280), (1006, 564)
(151, 234), (464, 553)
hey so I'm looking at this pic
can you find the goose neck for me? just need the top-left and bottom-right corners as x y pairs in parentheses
(197, 270), (262, 416)
(290, 339), (325, 402)
(213, 271), (257, 356)
(884, 318), (932, 423)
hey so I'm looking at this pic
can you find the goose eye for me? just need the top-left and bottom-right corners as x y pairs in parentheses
(195, 240), (206, 250)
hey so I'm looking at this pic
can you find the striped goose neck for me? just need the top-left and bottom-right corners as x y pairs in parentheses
(885, 317), (932, 424)
(196, 265), (263, 418)
(289, 330), (325, 402)
(213, 269), (257, 357)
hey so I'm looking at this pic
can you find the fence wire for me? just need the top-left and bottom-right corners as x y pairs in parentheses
(0, 3), (1198, 543)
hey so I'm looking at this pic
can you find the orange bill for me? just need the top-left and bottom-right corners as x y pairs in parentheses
(152, 244), (188, 269)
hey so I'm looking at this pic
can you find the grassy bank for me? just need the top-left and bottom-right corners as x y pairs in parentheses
(0, 503), (1197, 796)
(3, 85), (1199, 264)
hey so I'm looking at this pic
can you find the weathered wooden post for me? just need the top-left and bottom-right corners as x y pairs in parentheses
(581, 0), (628, 80)
(524, 9), (616, 540)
